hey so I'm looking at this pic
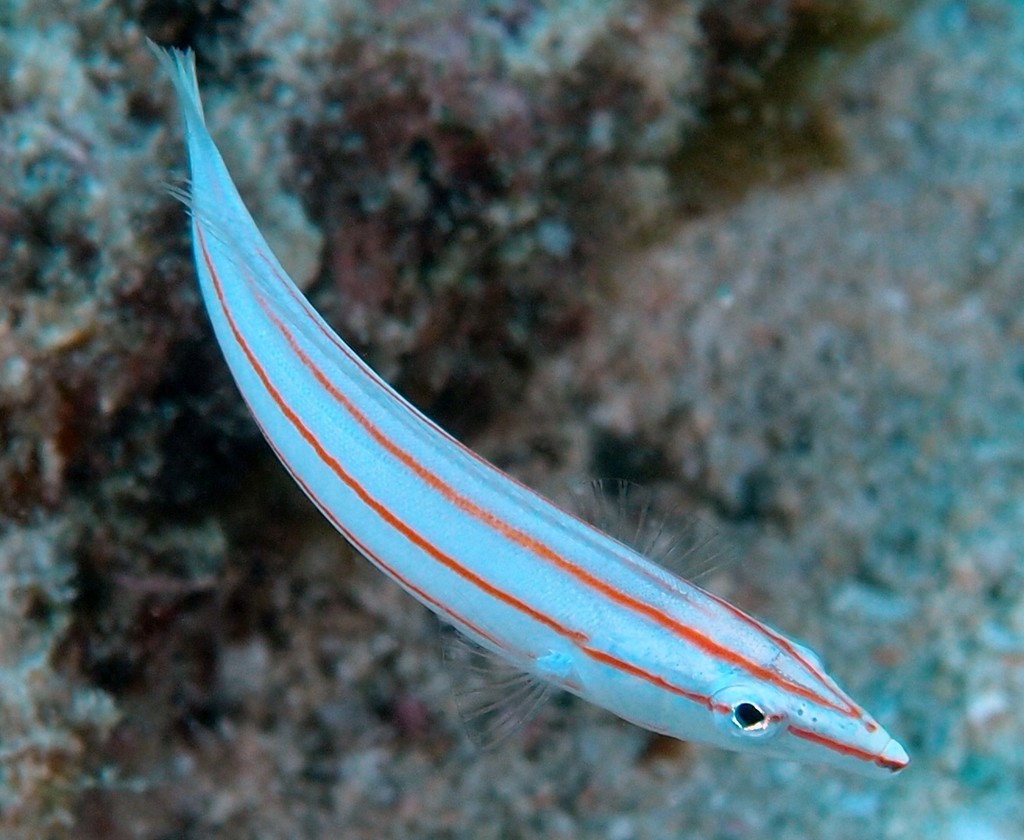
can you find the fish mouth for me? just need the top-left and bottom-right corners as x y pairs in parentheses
(876, 737), (910, 773)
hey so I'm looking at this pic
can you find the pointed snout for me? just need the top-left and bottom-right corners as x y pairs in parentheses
(876, 736), (910, 774)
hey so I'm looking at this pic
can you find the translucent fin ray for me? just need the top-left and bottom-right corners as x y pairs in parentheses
(440, 624), (552, 748)
(568, 478), (735, 582)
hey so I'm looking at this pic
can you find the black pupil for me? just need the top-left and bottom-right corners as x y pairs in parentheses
(734, 702), (765, 729)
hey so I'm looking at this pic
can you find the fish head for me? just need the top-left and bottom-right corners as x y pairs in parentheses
(644, 579), (911, 777)
(702, 674), (909, 777)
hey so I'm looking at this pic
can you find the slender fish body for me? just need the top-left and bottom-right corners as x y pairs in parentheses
(152, 45), (908, 777)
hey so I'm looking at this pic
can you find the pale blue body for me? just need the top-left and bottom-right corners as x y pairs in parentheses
(153, 44), (908, 777)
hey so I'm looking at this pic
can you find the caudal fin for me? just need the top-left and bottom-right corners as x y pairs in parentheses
(147, 40), (208, 140)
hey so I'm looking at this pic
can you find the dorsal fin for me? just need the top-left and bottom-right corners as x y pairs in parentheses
(568, 478), (734, 582)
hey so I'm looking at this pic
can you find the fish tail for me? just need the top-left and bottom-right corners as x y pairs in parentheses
(148, 41), (208, 139)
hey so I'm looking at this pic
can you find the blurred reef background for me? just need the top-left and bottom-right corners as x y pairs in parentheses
(1, 0), (1022, 837)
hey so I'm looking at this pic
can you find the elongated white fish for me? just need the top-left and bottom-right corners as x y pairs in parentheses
(152, 43), (908, 776)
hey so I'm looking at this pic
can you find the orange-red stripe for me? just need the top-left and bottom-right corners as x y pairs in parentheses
(787, 724), (905, 772)
(254, 248), (857, 719)
(201, 230), (744, 706)
(258, 423), (507, 653)
(582, 647), (717, 709)
(201, 229), (585, 648)
(254, 292), (855, 718)
(699, 586), (859, 718)
(223, 232), (856, 720)
(269, 405), (727, 712)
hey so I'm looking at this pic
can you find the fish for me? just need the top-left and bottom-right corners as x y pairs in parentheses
(150, 43), (909, 777)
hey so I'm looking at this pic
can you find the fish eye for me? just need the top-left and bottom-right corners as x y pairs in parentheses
(711, 685), (781, 740)
(732, 701), (768, 732)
